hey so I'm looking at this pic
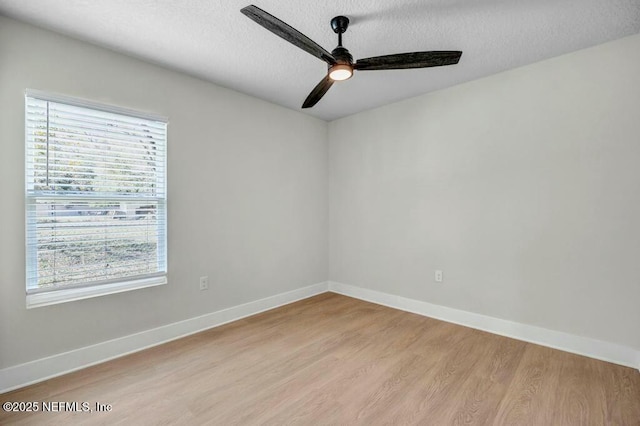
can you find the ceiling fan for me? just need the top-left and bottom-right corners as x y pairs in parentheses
(241, 5), (462, 109)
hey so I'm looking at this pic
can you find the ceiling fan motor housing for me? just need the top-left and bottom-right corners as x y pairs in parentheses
(331, 46), (353, 66)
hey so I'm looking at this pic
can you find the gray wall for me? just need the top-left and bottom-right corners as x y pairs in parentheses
(329, 33), (640, 351)
(2, 14), (639, 372)
(0, 16), (328, 368)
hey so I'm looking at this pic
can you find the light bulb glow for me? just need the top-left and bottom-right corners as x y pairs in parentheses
(329, 64), (353, 81)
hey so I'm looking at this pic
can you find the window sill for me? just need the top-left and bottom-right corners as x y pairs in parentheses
(26, 276), (167, 309)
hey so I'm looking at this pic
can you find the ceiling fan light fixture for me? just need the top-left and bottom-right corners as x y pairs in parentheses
(329, 64), (353, 81)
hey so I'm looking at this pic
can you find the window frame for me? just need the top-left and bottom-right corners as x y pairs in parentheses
(24, 89), (168, 308)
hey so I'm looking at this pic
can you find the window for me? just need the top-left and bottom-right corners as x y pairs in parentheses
(25, 90), (167, 308)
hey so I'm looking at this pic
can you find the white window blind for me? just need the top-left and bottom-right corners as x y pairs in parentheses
(25, 90), (167, 305)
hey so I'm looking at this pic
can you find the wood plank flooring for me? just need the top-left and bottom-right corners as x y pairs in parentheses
(1, 293), (639, 425)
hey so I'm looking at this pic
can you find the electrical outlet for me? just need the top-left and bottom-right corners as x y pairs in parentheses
(199, 276), (209, 291)
(434, 270), (443, 283)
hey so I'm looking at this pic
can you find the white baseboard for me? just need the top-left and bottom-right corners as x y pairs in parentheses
(3, 280), (637, 394)
(328, 281), (640, 371)
(0, 282), (329, 394)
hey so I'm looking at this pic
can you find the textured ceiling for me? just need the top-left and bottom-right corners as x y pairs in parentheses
(1, 0), (639, 121)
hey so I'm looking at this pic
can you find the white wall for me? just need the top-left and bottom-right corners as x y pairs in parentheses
(0, 16), (328, 369)
(329, 33), (640, 352)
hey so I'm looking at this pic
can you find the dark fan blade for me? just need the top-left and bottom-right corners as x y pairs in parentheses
(302, 75), (334, 108)
(355, 51), (462, 71)
(241, 5), (335, 65)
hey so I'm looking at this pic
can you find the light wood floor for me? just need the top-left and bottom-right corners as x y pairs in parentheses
(2, 293), (639, 425)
